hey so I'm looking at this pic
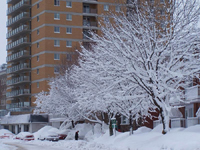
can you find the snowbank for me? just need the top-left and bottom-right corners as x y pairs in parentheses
(0, 129), (12, 136)
(2, 124), (200, 150)
(33, 126), (56, 140)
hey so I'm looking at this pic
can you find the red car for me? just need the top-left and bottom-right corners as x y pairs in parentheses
(15, 132), (34, 141)
(58, 134), (67, 140)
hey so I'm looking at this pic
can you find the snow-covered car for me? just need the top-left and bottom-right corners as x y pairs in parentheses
(14, 132), (34, 141)
(0, 133), (15, 139)
(0, 129), (15, 139)
(39, 132), (59, 141)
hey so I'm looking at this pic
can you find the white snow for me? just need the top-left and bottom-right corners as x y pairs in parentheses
(1, 114), (30, 124)
(0, 129), (12, 136)
(2, 124), (200, 150)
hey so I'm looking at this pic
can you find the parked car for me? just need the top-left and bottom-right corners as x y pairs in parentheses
(58, 134), (67, 140)
(15, 132), (34, 141)
(0, 133), (15, 139)
(39, 132), (59, 141)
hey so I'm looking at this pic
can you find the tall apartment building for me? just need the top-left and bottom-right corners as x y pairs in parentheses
(0, 64), (7, 118)
(6, 0), (126, 115)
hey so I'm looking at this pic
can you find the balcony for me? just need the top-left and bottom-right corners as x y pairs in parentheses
(186, 117), (200, 128)
(83, 0), (97, 4)
(7, 12), (30, 27)
(6, 103), (31, 112)
(7, 0), (31, 16)
(7, 50), (30, 63)
(7, 0), (21, 4)
(7, 25), (30, 39)
(171, 118), (186, 128)
(83, 20), (97, 28)
(6, 89), (30, 98)
(185, 85), (200, 102)
(7, 63), (30, 74)
(83, 8), (97, 15)
(6, 37), (30, 51)
(7, 76), (30, 86)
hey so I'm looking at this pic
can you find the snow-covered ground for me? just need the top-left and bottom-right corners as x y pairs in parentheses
(1, 124), (200, 150)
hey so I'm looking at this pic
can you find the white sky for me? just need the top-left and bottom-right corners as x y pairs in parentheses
(0, 1), (7, 65)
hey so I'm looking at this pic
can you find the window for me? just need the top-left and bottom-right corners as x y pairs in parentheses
(37, 29), (39, 35)
(66, 41), (72, 47)
(66, 27), (72, 34)
(37, 69), (39, 74)
(37, 3), (39, 8)
(150, 0), (154, 3)
(37, 82), (39, 88)
(54, 0), (60, 6)
(54, 67), (59, 74)
(66, 54), (72, 61)
(66, 14), (72, 21)
(66, 1), (72, 8)
(104, 5), (109, 11)
(54, 13), (60, 20)
(104, 17), (109, 22)
(160, 9), (165, 16)
(54, 40), (60, 47)
(121, 116), (129, 125)
(37, 16), (39, 22)
(54, 26), (60, 33)
(54, 53), (60, 60)
(115, 5), (120, 12)
(160, 22), (166, 30)
(37, 55), (39, 61)
(37, 42), (39, 48)
(160, 0), (164, 3)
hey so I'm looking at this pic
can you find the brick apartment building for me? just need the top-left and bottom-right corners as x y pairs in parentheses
(6, 0), (127, 115)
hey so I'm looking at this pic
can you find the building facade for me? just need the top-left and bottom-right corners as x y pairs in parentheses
(0, 64), (7, 118)
(6, 0), (126, 115)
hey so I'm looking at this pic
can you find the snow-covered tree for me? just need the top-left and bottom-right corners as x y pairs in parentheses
(77, 0), (200, 134)
(34, 66), (82, 128)
(34, 65), (109, 128)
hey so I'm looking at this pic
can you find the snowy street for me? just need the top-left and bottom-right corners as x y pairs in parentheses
(3, 142), (67, 150)
(1, 140), (119, 150)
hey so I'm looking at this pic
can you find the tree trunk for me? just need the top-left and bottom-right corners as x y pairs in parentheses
(159, 107), (170, 134)
(129, 115), (133, 135)
(71, 120), (75, 128)
(109, 120), (113, 136)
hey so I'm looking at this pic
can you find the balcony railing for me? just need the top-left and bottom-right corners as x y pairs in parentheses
(7, 0), (30, 15)
(7, 25), (30, 39)
(7, 63), (30, 74)
(185, 86), (200, 102)
(7, 12), (30, 27)
(186, 117), (199, 128)
(7, 0), (12, 4)
(83, 8), (97, 14)
(171, 118), (186, 128)
(6, 103), (31, 112)
(83, 0), (97, 1)
(7, 76), (30, 86)
(7, 0), (21, 4)
(7, 50), (29, 62)
(83, 20), (97, 27)
(6, 37), (30, 51)
(153, 120), (161, 128)
(6, 89), (30, 98)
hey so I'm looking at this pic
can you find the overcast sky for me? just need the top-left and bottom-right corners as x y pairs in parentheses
(0, 1), (7, 66)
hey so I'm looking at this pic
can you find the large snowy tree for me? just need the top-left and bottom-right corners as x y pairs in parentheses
(77, 0), (200, 134)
